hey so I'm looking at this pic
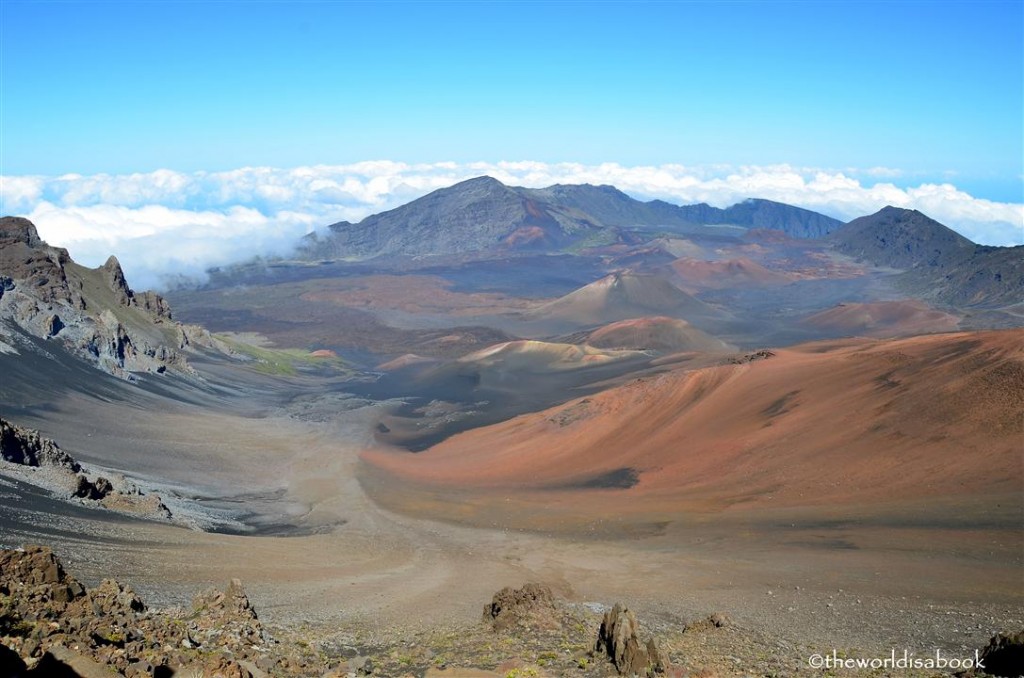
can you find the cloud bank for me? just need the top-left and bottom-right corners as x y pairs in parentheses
(2, 161), (1021, 290)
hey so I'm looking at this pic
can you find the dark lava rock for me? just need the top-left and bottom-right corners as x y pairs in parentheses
(88, 579), (146, 616)
(978, 629), (1024, 677)
(0, 418), (80, 471)
(730, 349), (776, 364)
(483, 582), (560, 632)
(594, 603), (664, 676)
(0, 546), (74, 590)
(73, 476), (114, 501)
(684, 612), (731, 633)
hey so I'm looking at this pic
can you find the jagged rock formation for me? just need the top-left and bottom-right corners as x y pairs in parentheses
(0, 546), (330, 678)
(593, 603), (664, 676)
(0, 417), (170, 521)
(0, 417), (80, 470)
(0, 216), (230, 379)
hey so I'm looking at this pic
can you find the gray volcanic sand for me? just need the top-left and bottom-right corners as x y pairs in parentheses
(0, 364), (1020, 667)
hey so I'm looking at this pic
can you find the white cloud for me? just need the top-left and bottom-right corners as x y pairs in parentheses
(3, 162), (1021, 290)
(24, 202), (320, 290)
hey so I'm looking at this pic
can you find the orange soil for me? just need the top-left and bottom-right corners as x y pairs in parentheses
(586, 316), (731, 352)
(362, 330), (1023, 520)
(802, 300), (960, 337)
(530, 272), (713, 325)
(669, 257), (794, 290)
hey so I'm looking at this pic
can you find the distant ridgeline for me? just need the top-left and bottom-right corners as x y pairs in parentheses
(299, 176), (842, 261)
(296, 176), (1021, 310)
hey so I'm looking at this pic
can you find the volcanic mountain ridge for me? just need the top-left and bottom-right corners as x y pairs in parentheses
(300, 176), (844, 261)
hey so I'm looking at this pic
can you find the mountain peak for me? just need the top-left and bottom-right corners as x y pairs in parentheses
(101, 255), (134, 305)
(453, 175), (508, 190)
(831, 205), (976, 271)
(875, 205), (925, 218)
(102, 255), (124, 272)
(0, 216), (43, 248)
(849, 206), (972, 243)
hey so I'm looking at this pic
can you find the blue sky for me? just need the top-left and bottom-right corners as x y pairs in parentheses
(2, 1), (1022, 201)
(1, 1), (1021, 284)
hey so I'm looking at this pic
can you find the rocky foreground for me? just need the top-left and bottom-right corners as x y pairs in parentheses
(1, 546), (1022, 678)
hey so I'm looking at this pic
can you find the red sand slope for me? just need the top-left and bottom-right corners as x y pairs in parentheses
(530, 271), (716, 325)
(802, 300), (960, 337)
(363, 330), (1023, 517)
(586, 316), (731, 353)
(669, 257), (794, 291)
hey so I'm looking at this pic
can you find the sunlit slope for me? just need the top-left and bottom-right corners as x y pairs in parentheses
(529, 271), (719, 326)
(802, 300), (960, 338)
(585, 316), (732, 352)
(363, 330), (1023, 516)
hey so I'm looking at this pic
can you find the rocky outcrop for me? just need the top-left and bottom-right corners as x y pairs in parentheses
(0, 417), (171, 521)
(0, 217), (73, 299)
(177, 321), (233, 354)
(0, 216), (215, 379)
(135, 290), (172, 320)
(683, 612), (731, 633)
(101, 256), (133, 307)
(976, 630), (1024, 677)
(73, 474), (114, 500)
(593, 603), (664, 676)
(483, 583), (561, 633)
(729, 349), (776, 364)
(190, 578), (264, 649)
(0, 417), (80, 470)
(0, 546), (328, 677)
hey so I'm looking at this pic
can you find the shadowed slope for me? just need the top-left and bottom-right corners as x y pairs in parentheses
(300, 177), (844, 262)
(830, 207), (1024, 308)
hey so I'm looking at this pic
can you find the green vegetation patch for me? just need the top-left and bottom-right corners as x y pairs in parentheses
(217, 334), (347, 376)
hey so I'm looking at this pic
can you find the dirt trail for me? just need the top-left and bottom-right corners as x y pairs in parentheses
(1, 369), (1020, 659)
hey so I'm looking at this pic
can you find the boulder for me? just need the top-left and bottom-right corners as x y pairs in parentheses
(483, 583), (560, 632)
(73, 475), (114, 501)
(0, 546), (73, 589)
(88, 579), (147, 615)
(978, 629), (1024, 677)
